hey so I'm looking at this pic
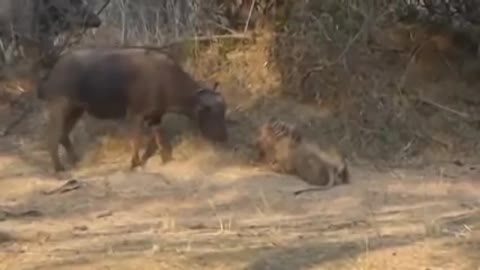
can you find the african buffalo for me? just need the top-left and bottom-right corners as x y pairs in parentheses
(37, 47), (228, 172)
(0, 0), (102, 64)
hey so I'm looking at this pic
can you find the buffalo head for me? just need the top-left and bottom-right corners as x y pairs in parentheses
(192, 84), (228, 143)
(38, 0), (102, 35)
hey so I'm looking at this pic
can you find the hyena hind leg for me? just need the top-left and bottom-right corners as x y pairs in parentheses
(293, 165), (344, 196)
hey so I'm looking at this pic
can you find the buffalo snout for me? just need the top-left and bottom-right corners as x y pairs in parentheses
(194, 89), (228, 143)
(203, 124), (228, 143)
(198, 114), (228, 143)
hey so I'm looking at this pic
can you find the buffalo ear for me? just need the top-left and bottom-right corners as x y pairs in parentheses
(195, 88), (220, 104)
(193, 88), (226, 114)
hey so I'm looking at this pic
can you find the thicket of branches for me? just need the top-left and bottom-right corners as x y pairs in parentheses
(398, 0), (480, 26)
(94, 0), (480, 41)
(1, 0), (477, 68)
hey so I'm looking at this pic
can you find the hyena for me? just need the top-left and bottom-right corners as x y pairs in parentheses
(255, 117), (350, 194)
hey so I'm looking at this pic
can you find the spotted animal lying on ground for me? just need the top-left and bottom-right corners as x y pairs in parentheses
(255, 117), (350, 194)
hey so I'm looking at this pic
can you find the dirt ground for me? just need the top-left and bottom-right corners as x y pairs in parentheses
(0, 114), (480, 270)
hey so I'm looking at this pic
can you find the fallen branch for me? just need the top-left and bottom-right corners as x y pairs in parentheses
(0, 209), (42, 218)
(414, 96), (471, 119)
(121, 33), (255, 51)
(412, 131), (451, 149)
(42, 179), (83, 195)
(96, 211), (113, 218)
(293, 187), (333, 196)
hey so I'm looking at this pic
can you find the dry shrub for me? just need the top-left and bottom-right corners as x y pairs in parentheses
(253, 1), (480, 165)
(376, 20), (479, 81)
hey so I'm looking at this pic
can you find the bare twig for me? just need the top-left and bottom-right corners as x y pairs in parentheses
(244, 0), (257, 32)
(0, 106), (32, 136)
(300, 3), (393, 90)
(117, 33), (255, 51)
(298, 14), (368, 91)
(396, 43), (421, 91)
(335, 24), (365, 64)
(299, 63), (331, 90)
(36, 0), (112, 69)
(413, 131), (451, 149)
(96, 0), (112, 16)
(210, 19), (240, 34)
(0, 90), (34, 137)
(191, 33), (255, 42)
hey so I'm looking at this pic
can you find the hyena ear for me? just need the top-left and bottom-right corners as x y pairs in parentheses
(267, 116), (278, 124)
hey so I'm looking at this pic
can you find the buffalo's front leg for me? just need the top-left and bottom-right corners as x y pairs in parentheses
(128, 116), (144, 170)
(153, 125), (173, 163)
(140, 124), (172, 165)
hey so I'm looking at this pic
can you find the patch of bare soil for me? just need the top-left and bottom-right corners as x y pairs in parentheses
(1, 131), (480, 270)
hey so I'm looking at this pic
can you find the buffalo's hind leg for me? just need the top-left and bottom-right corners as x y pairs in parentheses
(46, 99), (80, 172)
(60, 108), (84, 166)
(47, 114), (64, 172)
(128, 115), (145, 170)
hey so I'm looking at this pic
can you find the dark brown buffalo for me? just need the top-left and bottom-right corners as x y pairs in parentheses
(0, 0), (102, 64)
(37, 47), (228, 172)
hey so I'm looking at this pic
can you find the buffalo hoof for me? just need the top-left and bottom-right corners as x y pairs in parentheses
(54, 171), (72, 181)
(67, 154), (79, 165)
(129, 160), (145, 171)
(129, 163), (139, 171)
(130, 154), (143, 170)
(125, 165), (146, 174)
(129, 161), (147, 172)
(160, 151), (173, 164)
(54, 164), (66, 173)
